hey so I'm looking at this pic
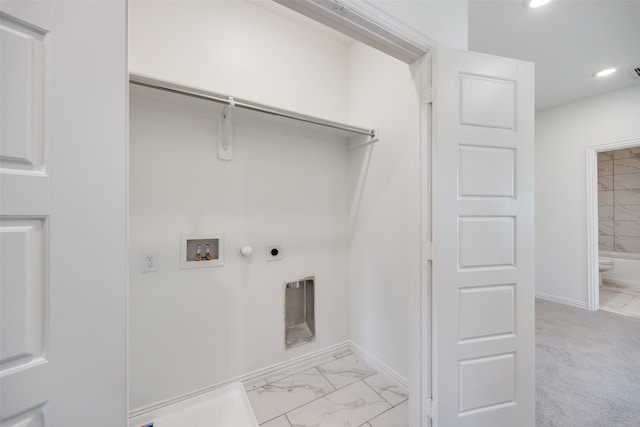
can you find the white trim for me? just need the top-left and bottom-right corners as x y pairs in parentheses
(585, 138), (640, 312)
(273, 0), (434, 63)
(128, 341), (350, 418)
(340, 0), (436, 53)
(127, 340), (410, 419)
(350, 341), (409, 392)
(536, 293), (589, 310)
(600, 250), (640, 261)
(417, 51), (433, 427)
(586, 147), (600, 311)
(602, 277), (640, 289)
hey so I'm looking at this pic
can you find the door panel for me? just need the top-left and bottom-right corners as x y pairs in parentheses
(0, 12), (45, 171)
(0, 11), (49, 425)
(428, 46), (534, 427)
(0, 222), (45, 363)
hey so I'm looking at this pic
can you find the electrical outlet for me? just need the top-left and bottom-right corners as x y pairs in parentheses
(142, 250), (159, 273)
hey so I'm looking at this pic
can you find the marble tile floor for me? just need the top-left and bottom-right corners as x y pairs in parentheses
(600, 282), (640, 319)
(246, 351), (408, 427)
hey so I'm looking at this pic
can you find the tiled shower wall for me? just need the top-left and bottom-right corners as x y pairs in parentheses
(598, 147), (640, 254)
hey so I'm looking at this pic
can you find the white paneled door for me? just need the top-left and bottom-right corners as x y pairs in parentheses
(425, 47), (535, 427)
(2, 2), (128, 425)
(0, 10), (49, 427)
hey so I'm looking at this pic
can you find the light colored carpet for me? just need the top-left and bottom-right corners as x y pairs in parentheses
(536, 299), (640, 427)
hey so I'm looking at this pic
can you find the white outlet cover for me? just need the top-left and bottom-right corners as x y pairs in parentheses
(266, 244), (283, 261)
(142, 250), (159, 273)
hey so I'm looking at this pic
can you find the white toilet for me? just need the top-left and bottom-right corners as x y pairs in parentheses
(599, 258), (614, 287)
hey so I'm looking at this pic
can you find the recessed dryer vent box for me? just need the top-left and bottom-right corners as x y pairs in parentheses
(285, 275), (315, 349)
(180, 233), (224, 269)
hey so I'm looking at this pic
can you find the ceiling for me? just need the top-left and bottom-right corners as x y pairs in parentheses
(263, 0), (639, 111)
(468, 0), (640, 110)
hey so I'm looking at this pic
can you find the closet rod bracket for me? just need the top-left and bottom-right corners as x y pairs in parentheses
(219, 97), (235, 161)
(348, 128), (379, 151)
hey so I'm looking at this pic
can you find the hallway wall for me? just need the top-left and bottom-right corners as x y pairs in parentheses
(536, 85), (640, 306)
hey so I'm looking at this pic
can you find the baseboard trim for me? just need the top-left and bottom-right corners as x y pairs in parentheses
(603, 278), (640, 290)
(536, 292), (589, 310)
(349, 341), (409, 392)
(128, 340), (410, 419)
(128, 341), (351, 419)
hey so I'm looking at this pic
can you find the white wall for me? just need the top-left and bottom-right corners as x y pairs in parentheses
(129, 87), (351, 409)
(129, 0), (351, 123)
(128, 1), (353, 410)
(129, 0), (419, 411)
(536, 85), (640, 305)
(347, 42), (420, 380)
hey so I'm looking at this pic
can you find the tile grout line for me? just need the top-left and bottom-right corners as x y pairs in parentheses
(260, 350), (354, 386)
(361, 375), (396, 407)
(253, 367), (332, 425)
(282, 377), (397, 427)
(316, 367), (338, 391)
(260, 374), (378, 424)
(296, 373), (383, 420)
(361, 375), (410, 408)
(263, 350), (354, 386)
(254, 357), (390, 426)
(362, 398), (399, 426)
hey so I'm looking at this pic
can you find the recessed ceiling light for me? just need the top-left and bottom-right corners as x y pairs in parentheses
(595, 68), (617, 77)
(527, 0), (553, 8)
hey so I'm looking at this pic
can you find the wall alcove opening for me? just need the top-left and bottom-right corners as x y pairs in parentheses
(128, 0), (420, 417)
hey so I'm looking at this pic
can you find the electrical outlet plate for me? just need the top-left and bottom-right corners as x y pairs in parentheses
(142, 250), (159, 273)
(266, 244), (283, 261)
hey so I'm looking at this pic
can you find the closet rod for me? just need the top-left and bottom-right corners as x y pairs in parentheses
(129, 74), (377, 138)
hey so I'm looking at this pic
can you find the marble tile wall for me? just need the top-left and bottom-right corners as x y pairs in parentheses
(598, 147), (640, 253)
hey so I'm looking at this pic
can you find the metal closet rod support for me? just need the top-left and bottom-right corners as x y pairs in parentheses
(129, 74), (377, 138)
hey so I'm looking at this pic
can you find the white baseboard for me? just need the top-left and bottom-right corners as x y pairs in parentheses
(536, 292), (589, 310)
(129, 341), (351, 419)
(128, 340), (409, 419)
(349, 341), (408, 392)
(602, 278), (640, 290)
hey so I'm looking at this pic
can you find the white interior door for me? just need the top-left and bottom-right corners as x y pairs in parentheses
(426, 46), (535, 427)
(1, 2), (128, 426)
(0, 10), (50, 427)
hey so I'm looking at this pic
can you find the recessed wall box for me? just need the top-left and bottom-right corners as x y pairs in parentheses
(266, 244), (283, 261)
(180, 233), (224, 269)
(285, 275), (315, 348)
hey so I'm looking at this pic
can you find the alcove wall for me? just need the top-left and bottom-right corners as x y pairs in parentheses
(129, 0), (420, 411)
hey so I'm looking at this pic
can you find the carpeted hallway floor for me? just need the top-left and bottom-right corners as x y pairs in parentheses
(536, 299), (640, 427)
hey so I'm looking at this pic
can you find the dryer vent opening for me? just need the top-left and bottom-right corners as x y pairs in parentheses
(285, 276), (315, 348)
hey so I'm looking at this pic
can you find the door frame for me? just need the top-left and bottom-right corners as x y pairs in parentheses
(586, 137), (640, 311)
(419, 51), (434, 427)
